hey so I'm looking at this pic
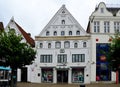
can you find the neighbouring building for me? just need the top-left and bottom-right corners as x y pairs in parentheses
(5, 17), (35, 82)
(87, 2), (120, 82)
(30, 5), (91, 84)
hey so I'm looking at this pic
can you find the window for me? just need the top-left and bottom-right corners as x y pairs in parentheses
(62, 10), (65, 13)
(55, 41), (61, 48)
(83, 42), (87, 47)
(94, 21), (100, 33)
(61, 31), (65, 36)
(40, 43), (43, 48)
(72, 54), (85, 62)
(104, 21), (110, 33)
(114, 22), (120, 33)
(48, 43), (51, 48)
(46, 31), (49, 36)
(76, 30), (80, 35)
(40, 55), (52, 63)
(100, 8), (104, 13)
(53, 31), (57, 36)
(64, 41), (70, 48)
(61, 20), (65, 24)
(69, 31), (72, 35)
(57, 54), (67, 63)
(74, 43), (78, 48)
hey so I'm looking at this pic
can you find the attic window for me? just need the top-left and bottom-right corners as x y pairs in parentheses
(46, 31), (49, 36)
(76, 30), (80, 35)
(100, 8), (104, 13)
(62, 10), (65, 13)
(61, 20), (65, 24)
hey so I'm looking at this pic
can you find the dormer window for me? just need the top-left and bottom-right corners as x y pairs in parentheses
(46, 31), (49, 36)
(61, 20), (65, 24)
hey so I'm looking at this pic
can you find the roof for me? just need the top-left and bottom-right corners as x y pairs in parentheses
(15, 22), (35, 47)
(86, 21), (90, 33)
(0, 22), (4, 31)
(107, 7), (120, 16)
(95, 3), (120, 16)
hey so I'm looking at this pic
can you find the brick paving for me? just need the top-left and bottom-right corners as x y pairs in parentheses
(17, 82), (120, 87)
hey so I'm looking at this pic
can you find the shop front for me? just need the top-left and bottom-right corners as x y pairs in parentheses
(41, 68), (53, 83)
(72, 68), (84, 83)
(57, 70), (68, 83)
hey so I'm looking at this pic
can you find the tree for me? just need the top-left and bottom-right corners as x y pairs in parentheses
(0, 28), (36, 87)
(108, 33), (120, 70)
(108, 32), (120, 83)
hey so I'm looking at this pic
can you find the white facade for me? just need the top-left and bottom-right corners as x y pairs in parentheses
(30, 5), (91, 84)
(88, 2), (120, 82)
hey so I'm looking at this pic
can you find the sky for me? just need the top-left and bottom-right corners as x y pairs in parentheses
(0, 0), (120, 38)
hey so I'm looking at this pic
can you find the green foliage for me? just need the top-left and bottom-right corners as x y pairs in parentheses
(108, 32), (120, 71)
(0, 28), (36, 69)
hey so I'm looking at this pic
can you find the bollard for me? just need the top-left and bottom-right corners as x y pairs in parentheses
(80, 84), (85, 87)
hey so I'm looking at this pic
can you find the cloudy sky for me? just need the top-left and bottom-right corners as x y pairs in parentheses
(0, 0), (120, 38)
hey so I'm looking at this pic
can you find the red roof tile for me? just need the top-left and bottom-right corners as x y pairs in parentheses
(15, 22), (35, 47)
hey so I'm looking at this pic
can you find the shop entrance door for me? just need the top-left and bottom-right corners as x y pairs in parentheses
(57, 70), (68, 83)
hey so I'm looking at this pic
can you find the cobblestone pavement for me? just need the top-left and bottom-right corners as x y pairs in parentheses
(17, 82), (120, 87)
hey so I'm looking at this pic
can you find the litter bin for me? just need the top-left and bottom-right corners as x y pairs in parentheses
(80, 84), (85, 87)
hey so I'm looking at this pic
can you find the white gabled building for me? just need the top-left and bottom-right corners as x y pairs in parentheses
(31, 5), (91, 84)
(5, 17), (35, 82)
(86, 2), (120, 82)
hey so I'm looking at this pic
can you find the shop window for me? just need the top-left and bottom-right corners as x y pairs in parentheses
(41, 69), (53, 83)
(72, 68), (84, 83)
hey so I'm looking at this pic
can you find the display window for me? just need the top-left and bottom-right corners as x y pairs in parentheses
(72, 68), (84, 83)
(41, 68), (53, 83)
